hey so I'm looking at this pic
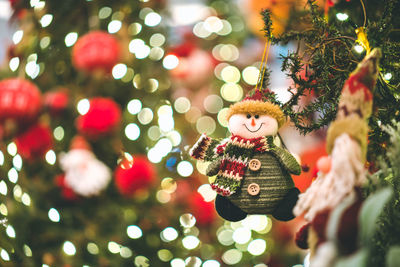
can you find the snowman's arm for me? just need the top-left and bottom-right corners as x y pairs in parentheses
(271, 146), (301, 175)
(189, 134), (224, 162)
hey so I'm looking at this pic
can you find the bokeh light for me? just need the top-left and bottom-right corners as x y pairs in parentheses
(108, 20), (122, 33)
(65, 32), (78, 47)
(48, 208), (61, 222)
(77, 98), (90, 115)
(180, 213), (196, 228)
(232, 227), (251, 244)
(203, 95), (223, 114)
(160, 227), (178, 242)
(158, 249), (173, 262)
(127, 225), (143, 239)
(197, 184), (216, 202)
(112, 63), (128, 79)
(222, 249), (242, 265)
(63, 241), (76, 256)
(196, 116), (216, 135)
(217, 108), (229, 127)
(182, 235), (200, 250)
(221, 65), (241, 83)
(53, 126), (65, 141)
(177, 161), (194, 177)
(163, 54), (179, 69)
(40, 14), (53, 27)
(247, 239), (266, 256)
(202, 260), (220, 267)
(174, 97), (191, 113)
(145, 12), (162, 27)
(150, 33), (165, 47)
(138, 108), (154, 125)
(127, 99), (142, 115)
(45, 150), (56, 165)
(220, 83), (243, 102)
(125, 123), (141, 141)
(242, 66), (260, 85)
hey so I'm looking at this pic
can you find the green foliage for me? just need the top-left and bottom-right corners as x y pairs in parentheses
(359, 187), (393, 246)
(366, 121), (400, 266)
(335, 249), (368, 267)
(386, 246), (400, 267)
(261, 0), (400, 162)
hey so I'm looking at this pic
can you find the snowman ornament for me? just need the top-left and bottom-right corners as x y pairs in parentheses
(190, 89), (301, 222)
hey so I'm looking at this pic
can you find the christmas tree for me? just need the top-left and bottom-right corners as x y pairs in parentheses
(0, 0), (399, 266)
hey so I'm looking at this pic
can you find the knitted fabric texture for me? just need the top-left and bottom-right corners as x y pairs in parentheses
(226, 151), (296, 214)
(190, 134), (301, 196)
(326, 48), (380, 160)
(294, 134), (365, 221)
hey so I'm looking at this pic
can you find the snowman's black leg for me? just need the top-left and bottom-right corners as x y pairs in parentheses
(272, 187), (300, 221)
(215, 195), (247, 222)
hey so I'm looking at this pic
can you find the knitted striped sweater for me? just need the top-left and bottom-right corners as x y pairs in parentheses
(190, 134), (301, 196)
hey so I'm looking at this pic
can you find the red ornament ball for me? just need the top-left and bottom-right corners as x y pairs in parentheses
(188, 192), (215, 226)
(76, 97), (121, 138)
(14, 123), (53, 160)
(44, 89), (69, 114)
(115, 156), (156, 196)
(0, 78), (42, 122)
(72, 31), (120, 73)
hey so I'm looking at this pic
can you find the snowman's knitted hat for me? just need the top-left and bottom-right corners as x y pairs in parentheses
(226, 89), (286, 128)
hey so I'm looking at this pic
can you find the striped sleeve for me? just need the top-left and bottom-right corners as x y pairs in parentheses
(189, 134), (222, 161)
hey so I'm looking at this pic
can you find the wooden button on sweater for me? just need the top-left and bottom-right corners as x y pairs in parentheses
(249, 159), (261, 171)
(247, 183), (260, 196)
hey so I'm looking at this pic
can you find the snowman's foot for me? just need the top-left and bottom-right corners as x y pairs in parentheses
(272, 187), (300, 221)
(215, 195), (247, 222)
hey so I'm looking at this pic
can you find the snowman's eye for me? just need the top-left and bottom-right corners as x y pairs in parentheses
(254, 114), (259, 119)
(246, 114), (251, 119)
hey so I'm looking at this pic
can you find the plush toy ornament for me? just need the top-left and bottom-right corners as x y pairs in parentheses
(190, 89), (301, 222)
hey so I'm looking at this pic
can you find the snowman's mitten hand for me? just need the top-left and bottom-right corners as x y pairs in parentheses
(189, 134), (221, 162)
(271, 146), (301, 175)
(205, 158), (222, 176)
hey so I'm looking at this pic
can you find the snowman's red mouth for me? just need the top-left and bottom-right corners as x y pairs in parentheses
(243, 123), (264, 133)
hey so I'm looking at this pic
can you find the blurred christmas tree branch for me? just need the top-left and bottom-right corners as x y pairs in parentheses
(260, 0), (400, 161)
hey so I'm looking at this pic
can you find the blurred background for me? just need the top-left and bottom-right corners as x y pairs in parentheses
(0, 0), (396, 266)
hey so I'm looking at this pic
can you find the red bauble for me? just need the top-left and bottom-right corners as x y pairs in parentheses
(0, 78), (42, 122)
(14, 123), (53, 160)
(188, 192), (215, 226)
(76, 97), (121, 138)
(44, 89), (69, 114)
(55, 174), (78, 201)
(114, 156), (156, 196)
(72, 31), (120, 73)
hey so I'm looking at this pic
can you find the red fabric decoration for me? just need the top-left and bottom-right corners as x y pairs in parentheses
(0, 78), (42, 122)
(55, 174), (78, 201)
(72, 31), (120, 73)
(293, 141), (327, 192)
(188, 192), (215, 226)
(114, 156), (156, 196)
(14, 123), (53, 160)
(44, 89), (69, 114)
(76, 97), (121, 138)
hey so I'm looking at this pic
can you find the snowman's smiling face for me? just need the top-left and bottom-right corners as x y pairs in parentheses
(228, 113), (278, 139)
